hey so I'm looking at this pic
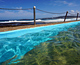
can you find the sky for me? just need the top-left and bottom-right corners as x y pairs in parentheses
(0, 0), (80, 20)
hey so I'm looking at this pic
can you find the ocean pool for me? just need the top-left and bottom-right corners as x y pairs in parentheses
(0, 21), (80, 65)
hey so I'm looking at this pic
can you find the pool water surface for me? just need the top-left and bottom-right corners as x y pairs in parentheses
(0, 21), (80, 65)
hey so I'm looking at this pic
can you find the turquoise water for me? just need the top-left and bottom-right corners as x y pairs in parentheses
(0, 21), (80, 65)
(12, 24), (80, 65)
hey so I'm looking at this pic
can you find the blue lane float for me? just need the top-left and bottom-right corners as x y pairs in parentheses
(0, 21), (80, 63)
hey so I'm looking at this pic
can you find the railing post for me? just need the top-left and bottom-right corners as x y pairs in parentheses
(64, 11), (68, 22)
(33, 6), (36, 25)
(76, 13), (79, 21)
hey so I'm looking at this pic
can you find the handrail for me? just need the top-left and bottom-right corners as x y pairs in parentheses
(0, 6), (79, 25)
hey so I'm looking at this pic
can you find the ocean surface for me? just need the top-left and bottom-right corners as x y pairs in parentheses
(0, 18), (80, 26)
(0, 18), (80, 23)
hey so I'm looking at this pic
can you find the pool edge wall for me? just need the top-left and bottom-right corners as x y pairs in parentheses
(0, 21), (80, 39)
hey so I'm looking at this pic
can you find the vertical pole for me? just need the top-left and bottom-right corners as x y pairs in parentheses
(64, 11), (68, 22)
(33, 6), (36, 25)
(76, 13), (79, 21)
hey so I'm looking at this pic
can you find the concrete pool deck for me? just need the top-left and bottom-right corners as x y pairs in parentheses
(0, 20), (80, 32)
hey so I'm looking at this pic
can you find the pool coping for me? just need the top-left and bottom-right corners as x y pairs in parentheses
(0, 20), (80, 32)
(0, 20), (80, 39)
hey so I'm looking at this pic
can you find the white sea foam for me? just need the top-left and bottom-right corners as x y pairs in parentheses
(41, 18), (78, 23)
